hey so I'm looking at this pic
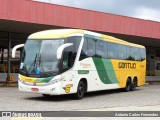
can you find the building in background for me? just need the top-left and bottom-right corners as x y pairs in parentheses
(0, 0), (160, 83)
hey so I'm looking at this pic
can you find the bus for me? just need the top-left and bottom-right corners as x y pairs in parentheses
(12, 29), (146, 99)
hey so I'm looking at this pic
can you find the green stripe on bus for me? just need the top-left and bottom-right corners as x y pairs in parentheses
(78, 70), (89, 74)
(102, 59), (119, 83)
(35, 77), (53, 83)
(92, 57), (118, 84)
(92, 57), (112, 84)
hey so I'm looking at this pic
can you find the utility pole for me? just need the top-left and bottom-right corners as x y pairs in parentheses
(6, 32), (11, 83)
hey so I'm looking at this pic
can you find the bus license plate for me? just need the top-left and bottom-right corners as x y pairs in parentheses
(31, 88), (39, 92)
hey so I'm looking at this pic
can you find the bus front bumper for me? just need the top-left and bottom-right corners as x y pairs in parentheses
(18, 81), (61, 95)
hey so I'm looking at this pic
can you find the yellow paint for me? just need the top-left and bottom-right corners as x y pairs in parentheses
(28, 28), (144, 49)
(80, 63), (91, 68)
(101, 34), (145, 48)
(83, 65), (91, 68)
(19, 74), (36, 83)
(111, 59), (146, 88)
(29, 29), (84, 39)
(65, 84), (73, 93)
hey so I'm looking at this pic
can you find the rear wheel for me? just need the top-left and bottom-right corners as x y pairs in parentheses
(124, 78), (131, 92)
(74, 81), (85, 100)
(130, 78), (137, 91)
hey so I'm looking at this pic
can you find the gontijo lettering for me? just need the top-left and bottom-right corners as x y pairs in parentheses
(118, 62), (136, 69)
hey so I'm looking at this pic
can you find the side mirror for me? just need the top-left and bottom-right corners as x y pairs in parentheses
(57, 43), (73, 59)
(12, 44), (24, 58)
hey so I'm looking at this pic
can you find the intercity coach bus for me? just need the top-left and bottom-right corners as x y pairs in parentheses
(12, 29), (146, 99)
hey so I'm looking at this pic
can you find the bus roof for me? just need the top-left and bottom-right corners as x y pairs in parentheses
(28, 29), (145, 49)
(29, 29), (84, 39)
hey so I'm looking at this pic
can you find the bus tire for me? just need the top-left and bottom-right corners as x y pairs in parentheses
(131, 78), (137, 91)
(124, 78), (131, 92)
(42, 94), (51, 97)
(74, 81), (85, 100)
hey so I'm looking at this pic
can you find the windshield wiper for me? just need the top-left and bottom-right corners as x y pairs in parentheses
(28, 53), (38, 74)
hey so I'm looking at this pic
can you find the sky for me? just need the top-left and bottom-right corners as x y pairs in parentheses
(34, 0), (160, 22)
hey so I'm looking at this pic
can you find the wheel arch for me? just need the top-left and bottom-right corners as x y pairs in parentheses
(79, 78), (88, 93)
(127, 76), (132, 82)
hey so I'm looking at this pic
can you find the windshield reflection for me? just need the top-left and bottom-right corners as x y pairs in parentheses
(20, 39), (64, 77)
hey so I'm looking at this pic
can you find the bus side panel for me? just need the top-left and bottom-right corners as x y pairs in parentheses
(90, 57), (120, 91)
(111, 59), (146, 88)
(60, 70), (75, 95)
(73, 58), (99, 92)
(70, 57), (146, 93)
(73, 58), (120, 92)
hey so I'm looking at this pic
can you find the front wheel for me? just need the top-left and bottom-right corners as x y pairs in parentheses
(74, 81), (85, 100)
(42, 94), (51, 97)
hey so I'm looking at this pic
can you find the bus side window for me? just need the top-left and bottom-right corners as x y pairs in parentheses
(107, 42), (118, 59)
(62, 50), (73, 69)
(79, 37), (95, 60)
(63, 36), (81, 69)
(87, 38), (96, 57)
(127, 46), (135, 61)
(118, 44), (127, 60)
(96, 41), (107, 58)
(134, 48), (141, 61)
(141, 48), (146, 61)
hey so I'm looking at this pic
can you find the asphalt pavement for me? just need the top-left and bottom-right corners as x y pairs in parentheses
(0, 84), (160, 111)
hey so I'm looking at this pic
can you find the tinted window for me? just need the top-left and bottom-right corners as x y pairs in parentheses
(80, 37), (95, 60)
(65, 36), (81, 53)
(87, 38), (96, 57)
(118, 44), (127, 60)
(141, 48), (146, 61)
(62, 36), (81, 69)
(96, 40), (107, 58)
(134, 48), (141, 61)
(80, 36), (145, 62)
(127, 46), (135, 60)
(108, 42), (118, 59)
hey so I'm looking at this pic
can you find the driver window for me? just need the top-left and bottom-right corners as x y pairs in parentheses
(79, 37), (96, 60)
(62, 36), (81, 69)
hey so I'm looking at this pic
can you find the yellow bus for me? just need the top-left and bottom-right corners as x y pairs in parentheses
(12, 29), (146, 99)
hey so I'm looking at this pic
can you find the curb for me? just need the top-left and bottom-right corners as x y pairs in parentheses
(0, 82), (18, 87)
(146, 81), (160, 85)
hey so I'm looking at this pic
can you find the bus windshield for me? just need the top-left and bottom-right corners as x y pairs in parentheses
(20, 39), (64, 77)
